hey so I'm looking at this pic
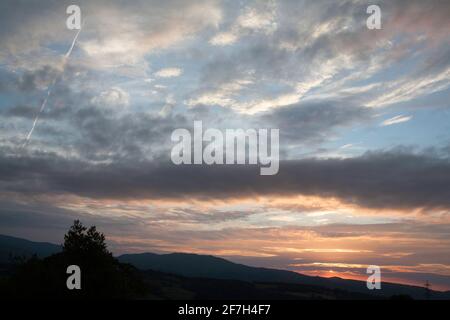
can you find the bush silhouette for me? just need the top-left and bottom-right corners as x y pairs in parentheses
(3, 220), (148, 299)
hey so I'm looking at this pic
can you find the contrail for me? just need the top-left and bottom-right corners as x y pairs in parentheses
(22, 24), (84, 148)
(65, 25), (83, 59)
(24, 79), (56, 142)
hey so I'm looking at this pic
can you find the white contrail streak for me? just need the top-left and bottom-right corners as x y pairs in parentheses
(24, 80), (55, 142)
(22, 24), (84, 148)
(65, 26), (82, 59)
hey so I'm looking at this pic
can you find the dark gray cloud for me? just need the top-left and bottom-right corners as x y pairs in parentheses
(258, 100), (372, 144)
(0, 72), (190, 162)
(1, 147), (450, 210)
(71, 107), (189, 162)
(0, 0), (70, 55)
(17, 66), (60, 91)
(0, 65), (58, 95)
(5, 103), (68, 120)
(1, 73), (373, 161)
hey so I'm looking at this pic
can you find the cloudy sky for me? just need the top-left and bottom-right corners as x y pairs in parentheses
(1, 0), (450, 290)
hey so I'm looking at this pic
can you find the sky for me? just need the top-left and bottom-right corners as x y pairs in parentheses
(0, 0), (450, 291)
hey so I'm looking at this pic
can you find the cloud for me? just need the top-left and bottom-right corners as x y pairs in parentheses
(17, 66), (61, 91)
(2, 196), (450, 289)
(154, 67), (183, 78)
(91, 87), (130, 109)
(367, 67), (450, 108)
(381, 115), (412, 127)
(191, 0), (450, 115)
(0, 198), (149, 249)
(0, 0), (222, 69)
(1, 147), (450, 211)
(258, 100), (372, 144)
(209, 1), (277, 46)
(0, 65), (61, 94)
(209, 32), (238, 46)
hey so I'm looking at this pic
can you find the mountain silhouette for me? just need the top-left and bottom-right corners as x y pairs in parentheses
(0, 234), (61, 262)
(2, 233), (449, 299)
(118, 252), (450, 300)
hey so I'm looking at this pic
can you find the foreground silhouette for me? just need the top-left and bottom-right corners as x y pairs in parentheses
(2, 225), (437, 300)
(1, 220), (148, 299)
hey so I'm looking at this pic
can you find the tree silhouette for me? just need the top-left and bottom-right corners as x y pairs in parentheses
(63, 220), (108, 255)
(1, 220), (148, 299)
